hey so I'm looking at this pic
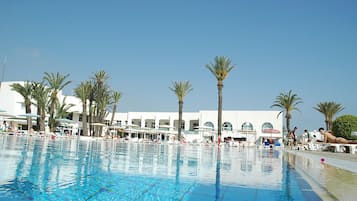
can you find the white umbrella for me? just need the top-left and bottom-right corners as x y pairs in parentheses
(90, 122), (107, 137)
(5, 117), (36, 123)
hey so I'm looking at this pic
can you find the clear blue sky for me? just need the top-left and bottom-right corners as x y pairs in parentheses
(1, 0), (356, 133)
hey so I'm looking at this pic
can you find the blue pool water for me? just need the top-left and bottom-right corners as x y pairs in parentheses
(0, 135), (322, 201)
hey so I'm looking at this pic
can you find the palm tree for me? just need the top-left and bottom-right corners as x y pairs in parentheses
(314, 101), (344, 130)
(271, 90), (302, 132)
(32, 82), (49, 132)
(43, 72), (71, 132)
(205, 56), (235, 145)
(92, 71), (110, 122)
(54, 97), (74, 131)
(170, 81), (193, 141)
(74, 81), (92, 136)
(10, 81), (33, 132)
(91, 70), (111, 137)
(55, 97), (75, 119)
(110, 91), (122, 126)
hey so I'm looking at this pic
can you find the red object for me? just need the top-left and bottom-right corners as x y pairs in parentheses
(51, 135), (56, 140)
(321, 158), (325, 163)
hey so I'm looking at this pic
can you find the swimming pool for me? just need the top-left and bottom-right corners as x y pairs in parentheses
(0, 135), (327, 200)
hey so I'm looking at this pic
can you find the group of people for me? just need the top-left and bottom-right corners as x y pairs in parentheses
(287, 126), (357, 146)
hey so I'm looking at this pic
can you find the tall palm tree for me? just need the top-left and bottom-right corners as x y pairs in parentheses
(32, 82), (49, 132)
(10, 81), (33, 132)
(43, 72), (71, 132)
(271, 90), (302, 132)
(92, 70), (110, 122)
(170, 81), (193, 141)
(91, 70), (111, 136)
(314, 101), (344, 130)
(74, 81), (92, 136)
(110, 91), (122, 126)
(205, 56), (235, 145)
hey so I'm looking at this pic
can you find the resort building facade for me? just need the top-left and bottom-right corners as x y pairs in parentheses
(0, 81), (283, 145)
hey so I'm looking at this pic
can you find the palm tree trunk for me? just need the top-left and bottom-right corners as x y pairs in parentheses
(49, 101), (55, 132)
(325, 120), (330, 131)
(88, 101), (93, 136)
(286, 116), (290, 133)
(217, 81), (223, 145)
(110, 105), (117, 126)
(36, 107), (41, 131)
(26, 105), (32, 134)
(99, 112), (105, 137)
(178, 101), (183, 141)
(40, 110), (46, 132)
(82, 103), (88, 136)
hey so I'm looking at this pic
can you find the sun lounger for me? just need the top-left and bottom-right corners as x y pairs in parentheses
(305, 138), (357, 154)
(323, 143), (343, 152)
(315, 143), (357, 154)
(339, 144), (357, 154)
(307, 142), (323, 151)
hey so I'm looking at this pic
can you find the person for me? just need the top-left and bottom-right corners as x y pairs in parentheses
(289, 127), (298, 146)
(318, 127), (357, 144)
(1, 121), (8, 132)
(303, 129), (310, 143)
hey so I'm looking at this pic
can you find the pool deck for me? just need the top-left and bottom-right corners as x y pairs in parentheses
(286, 149), (357, 201)
(287, 149), (357, 173)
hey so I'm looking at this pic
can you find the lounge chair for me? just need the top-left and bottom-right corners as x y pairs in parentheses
(338, 144), (357, 154)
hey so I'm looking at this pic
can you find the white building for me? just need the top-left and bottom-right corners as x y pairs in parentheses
(0, 81), (283, 145)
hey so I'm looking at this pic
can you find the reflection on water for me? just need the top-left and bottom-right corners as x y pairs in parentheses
(0, 136), (284, 190)
(285, 151), (357, 201)
(215, 145), (221, 201)
(0, 135), (300, 200)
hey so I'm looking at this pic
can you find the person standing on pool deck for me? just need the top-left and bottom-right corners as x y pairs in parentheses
(289, 127), (298, 146)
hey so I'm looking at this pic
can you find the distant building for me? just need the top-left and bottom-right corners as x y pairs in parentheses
(0, 81), (283, 145)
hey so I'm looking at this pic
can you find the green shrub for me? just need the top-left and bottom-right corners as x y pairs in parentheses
(332, 115), (357, 139)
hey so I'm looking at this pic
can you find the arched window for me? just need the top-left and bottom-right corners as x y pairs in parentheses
(242, 122), (253, 131)
(261, 122), (273, 131)
(223, 122), (233, 131)
(204, 121), (214, 129)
